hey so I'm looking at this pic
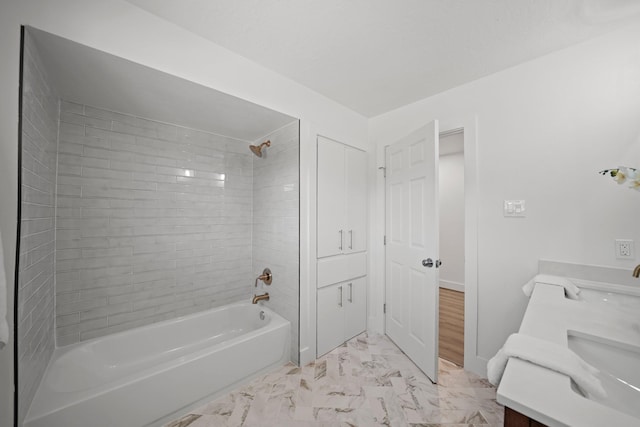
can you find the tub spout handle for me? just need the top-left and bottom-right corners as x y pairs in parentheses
(255, 268), (272, 287)
(633, 264), (640, 278)
(252, 292), (270, 304)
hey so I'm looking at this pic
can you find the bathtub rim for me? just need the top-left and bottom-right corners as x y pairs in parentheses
(25, 301), (290, 424)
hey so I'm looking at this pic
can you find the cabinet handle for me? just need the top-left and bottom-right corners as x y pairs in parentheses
(348, 282), (353, 303)
(349, 230), (353, 250)
(338, 285), (343, 307)
(339, 230), (343, 251)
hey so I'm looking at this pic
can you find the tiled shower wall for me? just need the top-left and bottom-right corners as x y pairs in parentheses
(252, 122), (299, 364)
(55, 102), (255, 345)
(18, 33), (58, 424)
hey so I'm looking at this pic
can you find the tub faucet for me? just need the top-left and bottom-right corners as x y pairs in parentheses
(633, 264), (640, 278)
(252, 292), (269, 304)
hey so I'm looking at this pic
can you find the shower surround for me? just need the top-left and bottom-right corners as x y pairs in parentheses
(252, 123), (300, 363)
(53, 102), (299, 355)
(17, 32), (58, 425)
(17, 58), (300, 425)
(55, 101), (254, 345)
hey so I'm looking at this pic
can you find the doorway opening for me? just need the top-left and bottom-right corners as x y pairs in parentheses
(438, 130), (465, 367)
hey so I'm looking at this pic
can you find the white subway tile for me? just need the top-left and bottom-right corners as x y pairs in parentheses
(60, 111), (111, 130)
(59, 121), (85, 137)
(82, 165), (132, 180)
(18, 38), (58, 419)
(58, 141), (84, 155)
(60, 100), (83, 114)
(81, 227), (133, 238)
(83, 146), (131, 161)
(82, 247), (132, 258)
(109, 160), (156, 173)
(83, 105), (128, 122)
(80, 302), (132, 321)
(50, 103), (301, 350)
(56, 297), (107, 316)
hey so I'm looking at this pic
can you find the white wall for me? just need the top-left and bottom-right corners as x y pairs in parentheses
(0, 2), (368, 425)
(439, 143), (465, 291)
(369, 22), (640, 374)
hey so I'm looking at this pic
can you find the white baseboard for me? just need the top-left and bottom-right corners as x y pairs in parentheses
(464, 354), (489, 378)
(299, 346), (314, 366)
(439, 279), (465, 292)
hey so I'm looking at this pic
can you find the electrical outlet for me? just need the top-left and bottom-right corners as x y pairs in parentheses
(615, 239), (634, 259)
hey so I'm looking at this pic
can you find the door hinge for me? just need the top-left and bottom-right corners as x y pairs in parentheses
(378, 166), (386, 178)
(383, 303), (386, 314)
(383, 235), (386, 245)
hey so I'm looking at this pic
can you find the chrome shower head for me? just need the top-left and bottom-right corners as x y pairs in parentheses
(249, 140), (271, 158)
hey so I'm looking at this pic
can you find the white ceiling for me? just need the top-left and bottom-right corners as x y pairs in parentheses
(124, 0), (640, 117)
(28, 28), (295, 141)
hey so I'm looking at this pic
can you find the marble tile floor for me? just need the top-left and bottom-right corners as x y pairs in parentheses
(165, 333), (504, 427)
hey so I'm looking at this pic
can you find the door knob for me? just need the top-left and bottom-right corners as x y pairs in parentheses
(422, 258), (442, 268)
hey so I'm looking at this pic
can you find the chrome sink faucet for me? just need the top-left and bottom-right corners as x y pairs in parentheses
(633, 264), (640, 278)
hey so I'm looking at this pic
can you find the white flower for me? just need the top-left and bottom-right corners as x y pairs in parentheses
(613, 167), (629, 184)
(599, 166), (639, 191)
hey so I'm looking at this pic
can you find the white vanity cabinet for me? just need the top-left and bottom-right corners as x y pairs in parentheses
(316, 276), (367, 356)
(317, 136), (367, 258)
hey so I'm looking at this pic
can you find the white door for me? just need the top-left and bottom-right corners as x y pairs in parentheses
(385, 121), (440, 382)
(345, 147), (367, 253)
(344, 276), (367, 340)
(317, 283), (345, 356)
(317, 137), (346, 258)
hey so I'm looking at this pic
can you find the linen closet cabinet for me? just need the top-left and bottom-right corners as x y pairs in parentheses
(316, 136), (368, 356)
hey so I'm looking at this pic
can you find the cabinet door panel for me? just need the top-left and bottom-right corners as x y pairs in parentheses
(345, 147), (367, 253)
(317, 284), (345, 356)
(317, 138), (346, 258)
(344, 277), (367, 340)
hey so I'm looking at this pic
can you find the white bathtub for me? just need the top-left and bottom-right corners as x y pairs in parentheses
(24, 302), (291, 427)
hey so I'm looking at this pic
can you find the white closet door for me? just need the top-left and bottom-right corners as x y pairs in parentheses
(317, 137), (346, 258)
(317, 283), (345, 356)
(344, 276), (367, 340)
(345, 147), (367, 253)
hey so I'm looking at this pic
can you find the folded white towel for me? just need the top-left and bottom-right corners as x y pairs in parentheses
(522, 274), (580, 299)
(487, 333), (606, 399)
(0, 231), (8, 350)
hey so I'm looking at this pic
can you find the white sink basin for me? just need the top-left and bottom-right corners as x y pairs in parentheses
(577, 288), (640, 313)
(568, 330), (640, 419)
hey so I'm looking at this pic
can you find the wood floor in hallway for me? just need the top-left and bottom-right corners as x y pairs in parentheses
(439, 288), (465, 367)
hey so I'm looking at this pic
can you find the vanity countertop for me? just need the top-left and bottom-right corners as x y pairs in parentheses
(497, 281), (640, 427)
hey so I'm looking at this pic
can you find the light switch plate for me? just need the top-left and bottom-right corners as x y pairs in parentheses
(504, 200), (526, 217)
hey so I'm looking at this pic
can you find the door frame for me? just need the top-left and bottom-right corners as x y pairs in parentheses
(373, 115), (483, 376)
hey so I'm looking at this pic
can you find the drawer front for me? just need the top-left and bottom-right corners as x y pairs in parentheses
(317, 252), (367, 288)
